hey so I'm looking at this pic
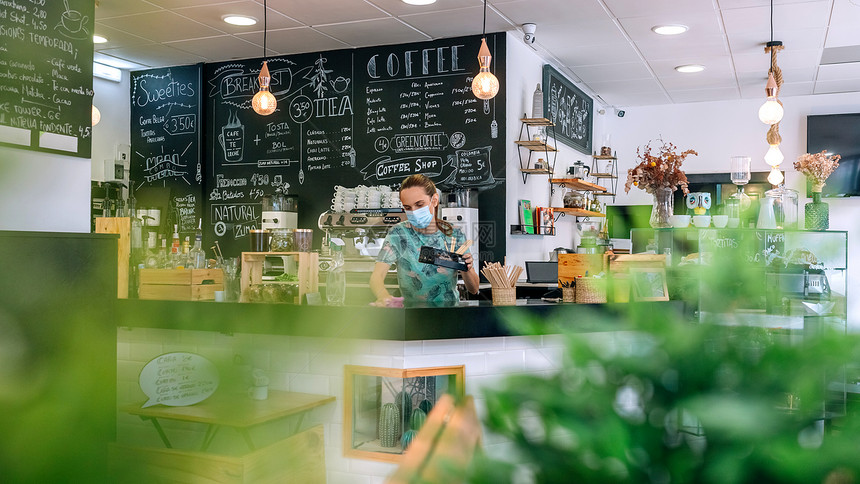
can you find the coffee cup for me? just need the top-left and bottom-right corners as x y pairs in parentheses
(62, 10), (88, 34)
(712, 215), (729, 228)
(692, 215), (711, 228)
(219, 125), (245, 162)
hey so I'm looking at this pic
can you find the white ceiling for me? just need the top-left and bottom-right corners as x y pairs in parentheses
(93, 0), (860, 108)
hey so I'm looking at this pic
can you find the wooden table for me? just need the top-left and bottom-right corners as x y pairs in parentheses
(120, 390), (335, 451)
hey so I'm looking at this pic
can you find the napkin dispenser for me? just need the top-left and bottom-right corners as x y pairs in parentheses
(418, 246), (468, 272)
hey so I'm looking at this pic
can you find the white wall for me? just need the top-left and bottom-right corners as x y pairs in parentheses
(603, 93), (860, 328)
(0, 75), (130, 233)
(504, 31), (609, 269)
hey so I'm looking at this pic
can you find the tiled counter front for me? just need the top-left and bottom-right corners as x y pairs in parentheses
(119, 328), (622, 482)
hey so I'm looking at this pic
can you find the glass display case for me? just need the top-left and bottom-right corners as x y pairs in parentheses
(344, 365), (465, 462)
(631, 228), (848, 330)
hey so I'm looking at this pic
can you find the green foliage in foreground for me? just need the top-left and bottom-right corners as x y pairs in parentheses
(470, 308), (860, 484)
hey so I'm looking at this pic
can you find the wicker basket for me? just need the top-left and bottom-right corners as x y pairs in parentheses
(575, 278), (607, 304)
(492, 287), (516, 306)
(562, 287), (575, 303)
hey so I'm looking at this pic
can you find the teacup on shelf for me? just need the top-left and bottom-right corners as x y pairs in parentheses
(712, 215), (729, 228)
(692, 215), (712, 228)
(671, 214), (691, 228)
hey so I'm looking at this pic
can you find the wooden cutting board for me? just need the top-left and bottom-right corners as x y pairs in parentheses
(557, 254), (605, 285)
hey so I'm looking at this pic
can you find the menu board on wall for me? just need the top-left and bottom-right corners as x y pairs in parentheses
(203, 33), (506, 261)
(0, 0), (94, 158)
(542, 64), (592, 155)
(130, 65), (203, 236)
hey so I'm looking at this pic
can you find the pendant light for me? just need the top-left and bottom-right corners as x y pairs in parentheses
(252, 0), (276, 116)
(471, 0), (499, 100)
(91, 105), (101, 126)
(758, 72), (783, 124)
(760, 0), (785, 186)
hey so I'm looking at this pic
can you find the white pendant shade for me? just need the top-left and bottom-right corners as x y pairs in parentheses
(767, 167), (784, 185)
(764, 144), (784, 167)
(758, 98), (784, 125)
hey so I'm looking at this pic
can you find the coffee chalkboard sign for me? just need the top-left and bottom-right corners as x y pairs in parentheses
(542, 64), (592, 155)
(130, 65), (203, 237)
(0, 0), (94, 158)
(202, 34), (506, 261)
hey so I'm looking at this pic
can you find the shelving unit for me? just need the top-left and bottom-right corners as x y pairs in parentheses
(515, 117), (557, 184)
(590, 152), (619, 203)
(510, 224), (556, 236)
(549, 178), (607, 221)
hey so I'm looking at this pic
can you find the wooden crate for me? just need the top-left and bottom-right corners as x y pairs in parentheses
(606, 254), (666, 303)
(109, 425), (326, 484)
(240, 252), (319, 304)
(557, 253), (605, 287)
(138, 269), (224, 301)
(95, 217), (131, 299)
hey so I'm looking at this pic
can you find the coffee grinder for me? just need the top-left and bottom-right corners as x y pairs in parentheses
(261, 188), (298, 231)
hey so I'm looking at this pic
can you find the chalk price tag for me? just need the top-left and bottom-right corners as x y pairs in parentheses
(139, 352), (219, 408)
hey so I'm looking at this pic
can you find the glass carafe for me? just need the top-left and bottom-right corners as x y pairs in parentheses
(730, 156), (752, 210)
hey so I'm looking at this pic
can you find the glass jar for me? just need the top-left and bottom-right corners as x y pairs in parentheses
(563, 190), (586, 209)
(649, 187), (674, 228)
(270, 228), (295, 252)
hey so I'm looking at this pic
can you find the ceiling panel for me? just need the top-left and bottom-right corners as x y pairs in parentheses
(721, 2), (831, 36)
(98, 44), (208, 68)
(619, 11), (725, 42)
(668, 87), (741, 104)
(99, 10), (226, 43)
(559, 43), (642, 67)
(727, 28), (827, 54)
(824, 0), (860, 48)
(269, 0), (388, 26)
(599, 90), (672, 106)
(366, 0), (484, 17)
(165, 35), (263, 61)
(493, 0), (608, 26)
(145, 0), (247, 8)
(718, 0), (829, 9)
(572, 62), (654, 83)
(585, 78), (665, 93)
(732, 49), (822, 73)
(817, 62), (860, 81)
(93, 24), (154, 50)
(315, 18), (429, 47)
(399, 7), (512, 39)
(637, 36), (729, 61)
(603, 0), (716, 18)
(236, 27), (350, 55)
(95, 0), (163, 19)
(536, 19), (630, 48)
(175, 2), (304, 32)
(814, 78), (860, 94)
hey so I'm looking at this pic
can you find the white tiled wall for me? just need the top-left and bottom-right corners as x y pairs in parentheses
(116, 328), (572, 482)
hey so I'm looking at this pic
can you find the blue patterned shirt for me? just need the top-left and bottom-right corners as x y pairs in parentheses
(377, 222), (468, 306)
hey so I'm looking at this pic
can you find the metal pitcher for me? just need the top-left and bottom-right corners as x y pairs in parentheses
(567, 161), (590, 179)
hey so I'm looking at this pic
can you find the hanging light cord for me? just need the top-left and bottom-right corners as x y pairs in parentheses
(769, 0), (773, 43)
(263, 0), (268, 59)
(482, 0), (487, 36)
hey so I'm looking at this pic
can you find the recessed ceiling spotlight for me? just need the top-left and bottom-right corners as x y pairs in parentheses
(675, 64), (705, 73)
(93, 34), (108, 44)
(652, 24), (688, 36)
(222, 15), (257, 26)
(402, 0), (437, 5)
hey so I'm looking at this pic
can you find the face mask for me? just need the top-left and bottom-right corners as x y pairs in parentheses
(407, 205), (434, 229)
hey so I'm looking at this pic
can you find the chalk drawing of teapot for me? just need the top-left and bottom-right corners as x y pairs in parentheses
(330, 77), (351, 93)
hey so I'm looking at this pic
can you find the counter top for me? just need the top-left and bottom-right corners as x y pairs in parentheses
(116, 299), (684, 341)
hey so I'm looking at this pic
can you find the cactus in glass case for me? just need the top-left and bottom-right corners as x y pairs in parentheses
(395, 390), (412, 427)
(410, 408), (427, 430)
(418, 398), (433, 415)
(378, 402), (401, 447)
(401, 429), (417, 450)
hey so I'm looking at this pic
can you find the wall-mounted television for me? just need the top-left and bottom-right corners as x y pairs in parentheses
(806, 114), (860, 197)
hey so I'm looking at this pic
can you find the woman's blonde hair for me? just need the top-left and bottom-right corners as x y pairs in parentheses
(400, 174), (453, 236)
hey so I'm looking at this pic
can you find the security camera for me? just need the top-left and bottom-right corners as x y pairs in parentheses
(616, 109), (626, 118)
(522, 23), (536, 44)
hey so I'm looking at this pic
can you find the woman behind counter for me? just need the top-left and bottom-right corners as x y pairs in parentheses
(370, 174), (479, 306)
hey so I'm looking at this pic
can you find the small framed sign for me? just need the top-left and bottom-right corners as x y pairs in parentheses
(629, 267), (669, 302)
(542, 65), (593, 154)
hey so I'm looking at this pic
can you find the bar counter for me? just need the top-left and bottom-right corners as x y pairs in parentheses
(116, 299), (684, 340)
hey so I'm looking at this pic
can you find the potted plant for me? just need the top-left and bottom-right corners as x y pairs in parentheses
(793, 150), (841, 230)
(625, 140), (696, 228)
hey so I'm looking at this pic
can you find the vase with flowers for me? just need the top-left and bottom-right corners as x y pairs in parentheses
(793, 150), (841, 230)
(625, 139), (697, 228)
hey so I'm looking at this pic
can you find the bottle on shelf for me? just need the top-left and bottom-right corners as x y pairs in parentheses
(170, 226), (181, 268)
(188, 219), (207, 269)
(144, 232), (159, 269)
(158, 236), (169, 269)
(326, 238), (346, 306)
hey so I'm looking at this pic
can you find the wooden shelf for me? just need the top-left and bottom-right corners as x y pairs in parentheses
(590, 173), (617, 178)
(550, 178), (607, 192)
(592, 155), (617, 160)
(515, 140), (558, 152)
(519, 117), (555, 126)
(594, 192), (617, 197)
(519, 168), (553, 175)
(552, 207), (606, 218)
(511, 225), (555, 236)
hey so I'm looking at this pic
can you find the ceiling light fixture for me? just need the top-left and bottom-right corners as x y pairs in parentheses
(472, 0), (499, 100)
(675, 64), (705, 73)
(93, 34), (108, 44)
(402, 0), (437, 5)
(760, 0), (785, 186)
(223, 15), (257, 26)
(252, 0), (276, 116)
(92, 105), (101, 127)
(652, 25), (688, 35)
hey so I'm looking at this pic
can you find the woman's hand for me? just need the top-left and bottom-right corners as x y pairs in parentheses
(372, 295), (393, 307)
(461, 252), (474, 272)
(459, 252), (480, 295)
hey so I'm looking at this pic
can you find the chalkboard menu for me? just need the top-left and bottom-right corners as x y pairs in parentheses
(542, 64), (592, 155)
(203, 33), (506, 261)
(0, 0), (94, 158)
(130, 65), (203, 236)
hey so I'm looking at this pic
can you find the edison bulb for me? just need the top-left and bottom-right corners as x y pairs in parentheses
(767, 167), (784, 185)
(764, 144), (784, 167)
(758, 98), (784, 125)
(91, 105), (101, 126)
(252, 89), (277, 115)
(472, 71), (499, 100)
